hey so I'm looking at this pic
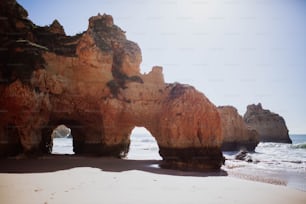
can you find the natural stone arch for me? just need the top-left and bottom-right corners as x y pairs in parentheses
(0, 4), (225, 171)
(100, 83), (224, 170)
(41, 120), (87, 154)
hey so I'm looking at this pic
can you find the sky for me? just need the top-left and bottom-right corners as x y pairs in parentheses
(17, 0), (306, 134)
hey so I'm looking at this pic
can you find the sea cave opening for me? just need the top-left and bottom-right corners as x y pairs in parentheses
(51, 124), (74, 155)
(126, 127), (161, 160)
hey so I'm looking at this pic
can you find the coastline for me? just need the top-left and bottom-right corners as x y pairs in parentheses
(0, 156), (305, 204)
(224, 161), (306, 191)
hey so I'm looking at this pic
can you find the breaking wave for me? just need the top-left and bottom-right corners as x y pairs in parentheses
(292, 143), (306, 149)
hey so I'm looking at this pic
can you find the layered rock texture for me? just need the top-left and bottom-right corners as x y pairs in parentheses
(218, 106), (259, 151)
(0, 0), (224, 170)
(244, 103), (292, 143)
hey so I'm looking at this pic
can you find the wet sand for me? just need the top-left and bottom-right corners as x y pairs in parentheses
(0, 156), (305, 204)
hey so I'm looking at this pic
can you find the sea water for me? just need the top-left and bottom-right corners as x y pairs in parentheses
(126, 134), (306, 170)
(224, 135), (306, 191)
(126, 132), (161, 160)
(52, 134), (306, 168)
(52, 137), (74, 154)
(127, 134), (306, 191)
(253, 135), (306, 172)
(51, 132), (161, 158)
(224, 135), (306, 172)
(52, 134), (306, 190)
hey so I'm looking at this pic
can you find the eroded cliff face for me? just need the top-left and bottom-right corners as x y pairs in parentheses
(243, 103), (292, 143)
(218, 106), (259, 151)
(0, 0), (224, 170)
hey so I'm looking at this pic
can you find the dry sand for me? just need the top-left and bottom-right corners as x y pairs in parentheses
(0, 156), (305, 204)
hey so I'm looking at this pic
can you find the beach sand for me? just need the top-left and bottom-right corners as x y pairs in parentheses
(0, 156), (305, 204)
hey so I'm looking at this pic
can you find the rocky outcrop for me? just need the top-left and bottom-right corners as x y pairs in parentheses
(243, 103), (292, 143)
(218, 106), (259, 151)
(0, 0), (224, 170)
(52, 125), (71, 138)
(234, 149), (253, 163)
(48, 20), (65, 35)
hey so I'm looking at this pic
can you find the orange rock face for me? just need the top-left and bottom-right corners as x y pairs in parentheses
(218, 106), (259, 151)
(0, 0), (224, 170)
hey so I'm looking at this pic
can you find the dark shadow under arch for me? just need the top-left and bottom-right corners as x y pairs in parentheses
(0, 156), (228, 177)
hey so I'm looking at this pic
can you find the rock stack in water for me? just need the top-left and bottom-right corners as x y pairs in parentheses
(218, 106), (259, 151)
(0, 0), (224, 170)
(243, 103), (292, 143)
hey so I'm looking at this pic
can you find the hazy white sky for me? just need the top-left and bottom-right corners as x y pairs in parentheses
(18, 0), (306, 134)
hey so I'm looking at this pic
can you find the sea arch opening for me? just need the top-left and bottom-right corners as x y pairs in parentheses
(51, 124), (73, 155)
(126, 127), (161, 160)
(41, 120), (86, 155)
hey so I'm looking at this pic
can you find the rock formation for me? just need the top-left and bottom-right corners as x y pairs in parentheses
(218, 106), (259, 151)
(52, 125), (71, 138)
(243, 103), (292, 143)
(48, 20), (65, 35)
(0, 0), (224, 170)
(234, 149), (253, 163)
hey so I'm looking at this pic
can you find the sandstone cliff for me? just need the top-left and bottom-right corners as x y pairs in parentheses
(243, 103), (292, 143)
(0, 0), (224, 170)
(218, 106), (259, 151)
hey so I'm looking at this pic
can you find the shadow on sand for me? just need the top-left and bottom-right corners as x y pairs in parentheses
(0, 155), (227, 177)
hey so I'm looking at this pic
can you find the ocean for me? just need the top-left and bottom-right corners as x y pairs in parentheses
(52, 134), (306, 191)
(223, 135), (306, 191)
(225, 135), (306, 173)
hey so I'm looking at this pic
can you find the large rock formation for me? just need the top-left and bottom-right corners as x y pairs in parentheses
(243, 103), (292, 143)
(52, 125), (71, 138)
(0, 0), (224, 170)
(218, 106), (259, 151)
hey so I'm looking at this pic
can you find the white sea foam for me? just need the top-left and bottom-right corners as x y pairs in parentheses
(223, 135), (306, 191)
